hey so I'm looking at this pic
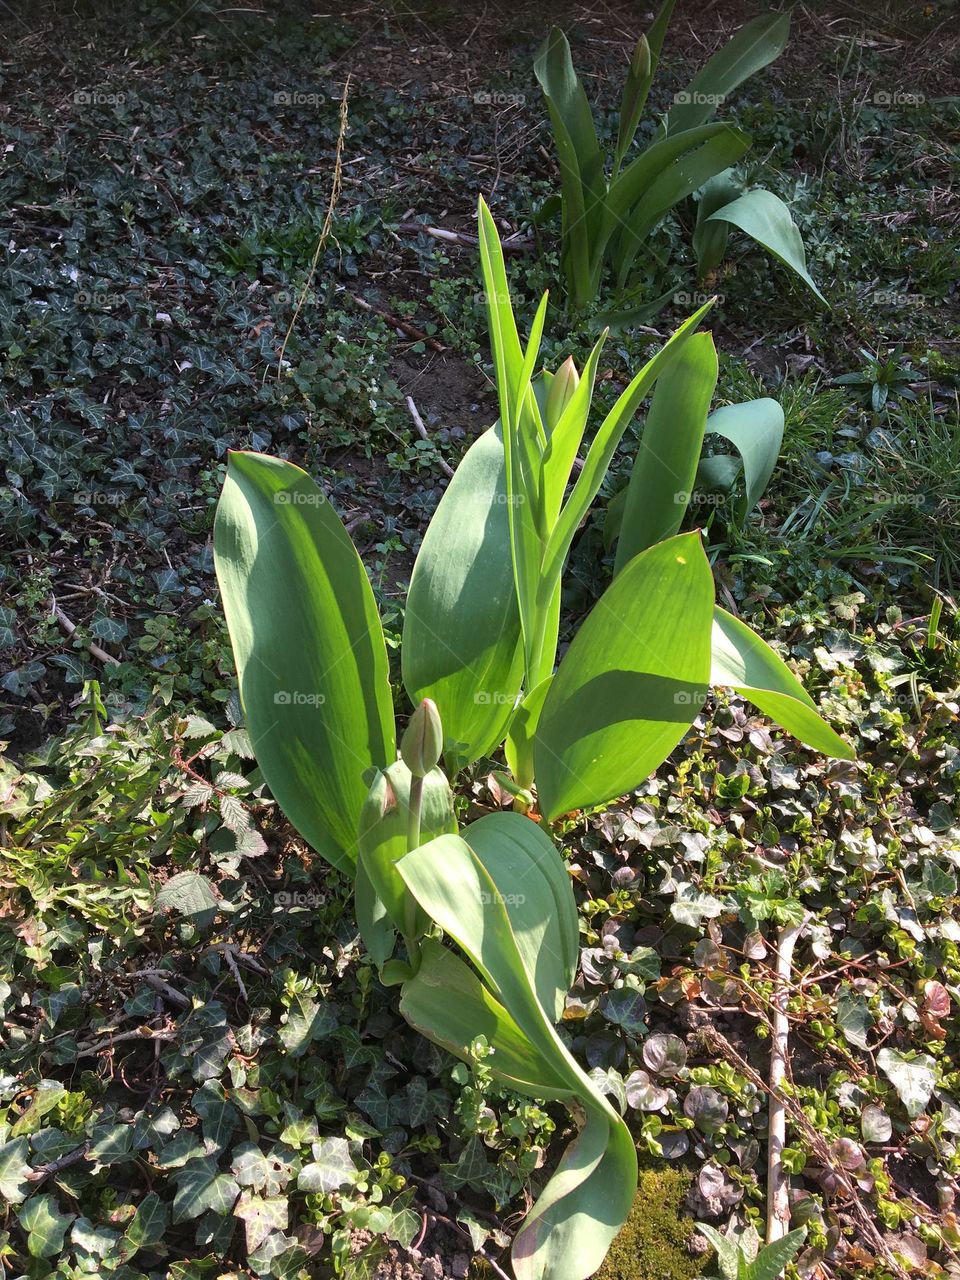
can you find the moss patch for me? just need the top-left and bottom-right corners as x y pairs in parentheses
(594, 1167), (702, 1280)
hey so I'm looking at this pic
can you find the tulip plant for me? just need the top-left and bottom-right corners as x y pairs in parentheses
(214, 199), (851, 1280)
(534, 3), (826, 315)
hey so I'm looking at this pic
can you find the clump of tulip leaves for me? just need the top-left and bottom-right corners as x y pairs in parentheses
(534, 2), (826, 317)
(213, 198), (852, 1280)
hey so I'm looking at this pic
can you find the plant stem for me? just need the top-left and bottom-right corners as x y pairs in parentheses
(767, 913), (810, 1242)
(403, 774), (425, 959)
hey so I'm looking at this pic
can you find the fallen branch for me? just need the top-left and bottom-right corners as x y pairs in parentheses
(767, 914), (809, 1242)
(49, 595), (120, 667)
(398, 221), (533, 254)
(75, 1025), (176, 1058)
(405, 396), (455, 478)
(347, 292), (446, 352)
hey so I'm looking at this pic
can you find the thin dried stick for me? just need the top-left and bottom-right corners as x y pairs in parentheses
(406, 397), (455, 478)
(347, 291), (445, 352)
(702, 1026), (911, 1278)
(49, 595), (120, 666)
(276, 75), (351, 378)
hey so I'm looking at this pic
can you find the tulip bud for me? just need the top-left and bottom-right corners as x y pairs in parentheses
(546, 356), (580, 429)
(630, 34), (651, 84)
(400, 698), (443, 777)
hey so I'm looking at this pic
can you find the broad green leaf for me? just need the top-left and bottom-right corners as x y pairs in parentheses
(509, 296), (552, 678)
(692, 168), (742, 276)
(666, 10), (791, 135)
(19, 1193), (74, 1258)
(400, 939), (569, 1098)
(463, 811), (579, 1022)
(214, 452), (395, 872)
(511, 1103), (637, 1280)
(705, 397), (784, 522)
(710, 606), (854, 758)
(505, 677), (553, 790)
(541, 338), (606, 527)
(696, 1224), (741, 1280)
(614, 127), (751, 285)
(613, 332), (718, 574)
(540, 301), (715, 600)
(537, 532), (714, 820)
(602, 122), (743, 269)
(613, 0), (676, 164)
(355, 856), (396, 967)
(357, 761), (456, 936)
(397, 833), (637, 1280)
(402, 424), (524, 772)
(708, 187), (827, 304)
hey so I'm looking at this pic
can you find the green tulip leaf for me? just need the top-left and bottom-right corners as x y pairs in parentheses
(711, 606), (854, 758)
(537, 532), (714, 819)
(214, 452), (395, 872)
(402, 424), (524, 773)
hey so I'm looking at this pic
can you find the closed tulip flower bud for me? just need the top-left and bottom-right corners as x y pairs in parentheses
(546, 356), (579, 428)
(630, 34), (651, 83)
(400, 698), (443, 777)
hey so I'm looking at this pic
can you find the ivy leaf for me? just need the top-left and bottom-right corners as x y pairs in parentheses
(18, 1193), (75, 1258)
(193, 1082), (238, 1154)
(298, 1138), (357, 1193)
(234, 1189), (289, 1252)
(171, 1157), (240, 1222)
(278, 994), (338, 1057)
(88, 1122), (134, 1165)
(877, 1048), (937, 1120)
(837, 987), (874, 1050)
(0, 1137), (32, 1203)
(123, 1192), (168, 1251)
(600, 987), (647, 1035)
